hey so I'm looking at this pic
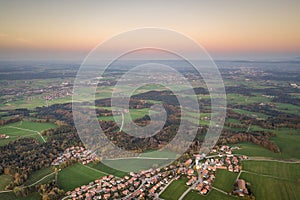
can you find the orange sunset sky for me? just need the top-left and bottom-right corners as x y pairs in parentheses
(0, 0), (300, 60)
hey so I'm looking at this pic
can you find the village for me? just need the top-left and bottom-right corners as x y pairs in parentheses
(53, 145), (251, 200)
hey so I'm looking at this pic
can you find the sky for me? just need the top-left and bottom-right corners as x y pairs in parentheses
(0, 0), (300, 61)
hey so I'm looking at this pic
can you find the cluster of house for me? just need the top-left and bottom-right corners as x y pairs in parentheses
(183, 145), (248, 196)
(52, 146), (98, 166)
(0, 133), (9, 139)
(66, 166), (179, 200)
(63, 145), (250, 199)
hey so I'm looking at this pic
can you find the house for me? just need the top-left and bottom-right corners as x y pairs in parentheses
(187, 168), (194, 176)
(235, 179), (248, 196)
(185, 159), (193, 166)
(0, 134), (9, 139)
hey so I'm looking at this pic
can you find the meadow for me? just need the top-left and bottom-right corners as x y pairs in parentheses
(183, 189), (237, 200)
(57, 163), (106, 191)
(102, 158), (173, 172)
(0, 120), (56, 146)
(240, 172), (300, 200)
(241, 160), (300, 183)
(87, 162), (128, 178)
(23, 167), (54, 186)
(213, 169), (238, 193)
(159, 177), (189, 200)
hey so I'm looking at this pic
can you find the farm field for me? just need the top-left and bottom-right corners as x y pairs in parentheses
(98, 108), (152, 122)
(23, 167), (54, 186)
(102, 158), (173, 172)
(57, 163), (106, 192)
(183, 189), (237, 200)
(87, 162), (128, 178)
(213, 169), (238, 193)
(0, 120), (56, 146)
(139, 149), (178, 158)
(230, 142), (286, 159)
(160, 177), (189, 200)
(240, 172), (300, 200)
(241, 160), (300, 182)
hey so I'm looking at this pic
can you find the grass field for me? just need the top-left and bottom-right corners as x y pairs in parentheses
(23, 167), (54, 186)
(58, 163), (106, 191)
(213, 170), (238, 193)
(240, 172), (300, 200)
(102, 158), (173, 172)
(232, 108), (269, 119)
(160, 177), (189, 200)
(274, 103), (300, 116)
(183, 189), (237, 200)
(98, 108), (152, 122)
(0, 174), (12, 190)
(87, 162), (128, 178)
(230, 142), (285, 159)
(242, 160), (300, 182)
(139, 149), (178, 159)
(271, 128), (300, 159)
(0, 120), (56, 146)
(238, 160), (300, 200)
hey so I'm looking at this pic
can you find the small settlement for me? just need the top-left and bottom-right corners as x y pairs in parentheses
(56, 145), (251, 200)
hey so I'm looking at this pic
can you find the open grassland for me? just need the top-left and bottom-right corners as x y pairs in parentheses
(0, 120), (56, 146)
(10, 120), (57, 132)
(232, 108), (269, 119)
(274, 103), (300, 116)
(183, 189), (237, 200)
(271, 128), (300, 159)
(139, 149), (178, 159)
(240, 172), (300, 200)
(0, 174), (12, 190)
(23, 167), (54, 186)
(160, 177), (189, 200)
(242, 160), (300, 182)
(98, 108), (152, 122)
(87, 162), (128, 178)
(58, 163), (106, 192)
(227, 93), (272, 105)
(102, 158), (173, 172)
(231, 142), (291, 160)
(231, 127), (300, 160)
(213, 170), (238, 193)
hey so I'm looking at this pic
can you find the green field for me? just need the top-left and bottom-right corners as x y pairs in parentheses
(23, 167), (54, 186)
(0, 120), (56, 146)
(139, 149), (178, 159)
(242, 160), (300, 182)
(231, 142), (285, 159)
(98, 108), (152, 122)
(160, 177), (189, 200)
(232, 108), (269, 119)
(0, 174), (12, 190)
(183, 189), (237, 200)
(238, 160), (300, 200)
(102, 158), (173, 172)
(271, 128), (300, 159)
(240, 172), (300, 200)
(58, 163), (106, 191)
(87, 162), (128, 178)
(274, 103), (300, 116)
(213, 170), (238, 193)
